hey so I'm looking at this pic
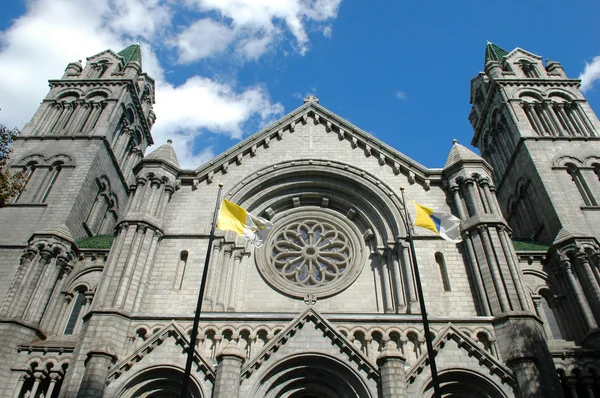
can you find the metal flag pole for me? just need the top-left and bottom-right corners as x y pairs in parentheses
(180, 183), (224, 398)
(400, 186), (442, 398)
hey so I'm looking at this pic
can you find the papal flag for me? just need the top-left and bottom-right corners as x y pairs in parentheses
(413, 202), (462, 243)
(217, 199), (273, 248)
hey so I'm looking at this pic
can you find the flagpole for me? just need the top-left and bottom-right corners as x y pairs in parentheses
(400, 186), (442, 398)
(180, 183), (224, 398)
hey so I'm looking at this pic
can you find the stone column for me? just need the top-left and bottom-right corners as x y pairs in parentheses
(18, 248), (53, 318)
(132, 230), (162, 312)
(213, 342), (245, 398)
(399, 243), (417, 313)
(46, 373), (60, 397)
(450, 184), (467, 219)
(546, 102), (566, 136)
(29, 371), (44, 397)
(576, 251), (600, 322)
(156, 184), (174, 219)
(463, 178), (483, 216)
(463, 231), (491, 316)
(41, 263), (73, 332)
(216, 245), (233, 311)
(379, 251), (394, 313)
(146, 178), (162, 215)
(390, 251), (405, 312)
(479, 226), (510, 312)
(30, 254), (71, 324)
(498, 226), (529, 311)
(560, 256), (597, 330)
(128, 177), (147, 214)
(11, 374), (29, 398)
(113, 223), (147, 308)
(1, 249), (36, 316)
(376, 342), (407, 398)
(77, 345), (117, 398)
(203, 240), (223, 309)
(227, 251), (244, 311)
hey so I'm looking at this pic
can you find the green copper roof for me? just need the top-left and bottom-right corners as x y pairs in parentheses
(512, 239), (549, 252)
(77, 234), (115, 249)
(485, 41), (509, 66)
(118, 43), (142, 66)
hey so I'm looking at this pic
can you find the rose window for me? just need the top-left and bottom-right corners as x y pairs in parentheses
(257, 209), (365, 298)
(272, 220), (350, 287)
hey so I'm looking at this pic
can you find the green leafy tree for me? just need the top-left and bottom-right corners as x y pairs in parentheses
(0, 124), (25, 207)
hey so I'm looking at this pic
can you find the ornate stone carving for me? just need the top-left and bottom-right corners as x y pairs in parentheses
(256, 209), (365, 299)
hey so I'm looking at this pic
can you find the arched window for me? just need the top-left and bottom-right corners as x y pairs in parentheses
(174, 250), (189, 289)
(540, 293), (565, 340)
(85, 177), (118, 235)
(520, 60), (540, 78)
(64, 290), (85, 335)
(566, 164), (597, 206)
(40, 162), (62, 203)
(405, 332), (421, 364)
(435, 252), (451, 292)
(593, 163), (600, 182)
(12, 162), (37, 203)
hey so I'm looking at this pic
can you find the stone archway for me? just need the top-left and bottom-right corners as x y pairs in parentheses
(252, 354), (374, 398)
(117, 366), (203, 398)
(423, 369), (510, 398)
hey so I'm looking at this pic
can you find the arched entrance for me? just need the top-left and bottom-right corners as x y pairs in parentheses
(117, 366), (203, 398)
(423, 369), (510, 398)
(252, 354), (374, 398)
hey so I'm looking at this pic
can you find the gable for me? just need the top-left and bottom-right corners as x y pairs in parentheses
(504, 47), (543, 63)
(242, 308), (379, 381)
(187, 101), (441, 191)
(406, 324), (516, 396)
(106, 322), (215, 386)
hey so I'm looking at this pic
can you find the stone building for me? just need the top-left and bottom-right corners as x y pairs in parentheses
(0, 41), (599, 397)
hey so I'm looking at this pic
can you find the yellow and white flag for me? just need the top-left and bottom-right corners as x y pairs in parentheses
(217, 199), (273, 248)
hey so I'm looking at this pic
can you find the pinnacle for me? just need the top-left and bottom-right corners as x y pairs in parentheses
(484, 41), (509, 67)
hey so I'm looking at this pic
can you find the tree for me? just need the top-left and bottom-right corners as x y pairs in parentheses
(0, 124), (25, 207)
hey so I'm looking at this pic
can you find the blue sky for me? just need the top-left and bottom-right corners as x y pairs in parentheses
(1, 0), (599, 169)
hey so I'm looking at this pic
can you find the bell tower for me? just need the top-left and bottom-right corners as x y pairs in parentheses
(1, 43), (155, 242)
(469, 42), (600, 245)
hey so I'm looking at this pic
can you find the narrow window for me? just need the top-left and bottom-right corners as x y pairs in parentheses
(40, 163), (62, 203)
(541, 294), (564, 340)
(567, 164), (597, 206)
(435, 252), (451, 292)
(12, 163), (36, 203)
(175, 250), (189, 289)
(64, 291), (85, 335)
(593, 164), (600, 182)
(520, 61), (540, 78)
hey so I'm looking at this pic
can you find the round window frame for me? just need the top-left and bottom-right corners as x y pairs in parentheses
(256, 207), (366, 299)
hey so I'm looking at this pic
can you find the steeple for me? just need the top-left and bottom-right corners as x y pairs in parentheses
(484, 41), (508, 66)
(444, 139), (486, 170)
(143, 139), (181, 169)
(118, 42), (142, 67)
(469, 43), (600, 245)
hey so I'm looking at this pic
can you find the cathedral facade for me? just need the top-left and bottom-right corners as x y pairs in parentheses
(0, 42), (599, 397)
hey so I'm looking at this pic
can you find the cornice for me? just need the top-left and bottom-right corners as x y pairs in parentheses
(190, 102), (441, 188)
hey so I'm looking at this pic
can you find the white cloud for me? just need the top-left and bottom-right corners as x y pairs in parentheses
(176, 19), (235, 63)
(396, 91), (407, 100)
(185, 0), (342, 57)
(580, 55), (600, 92)
(0, 0), (340, 168)
(152, 77), (283, 167)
